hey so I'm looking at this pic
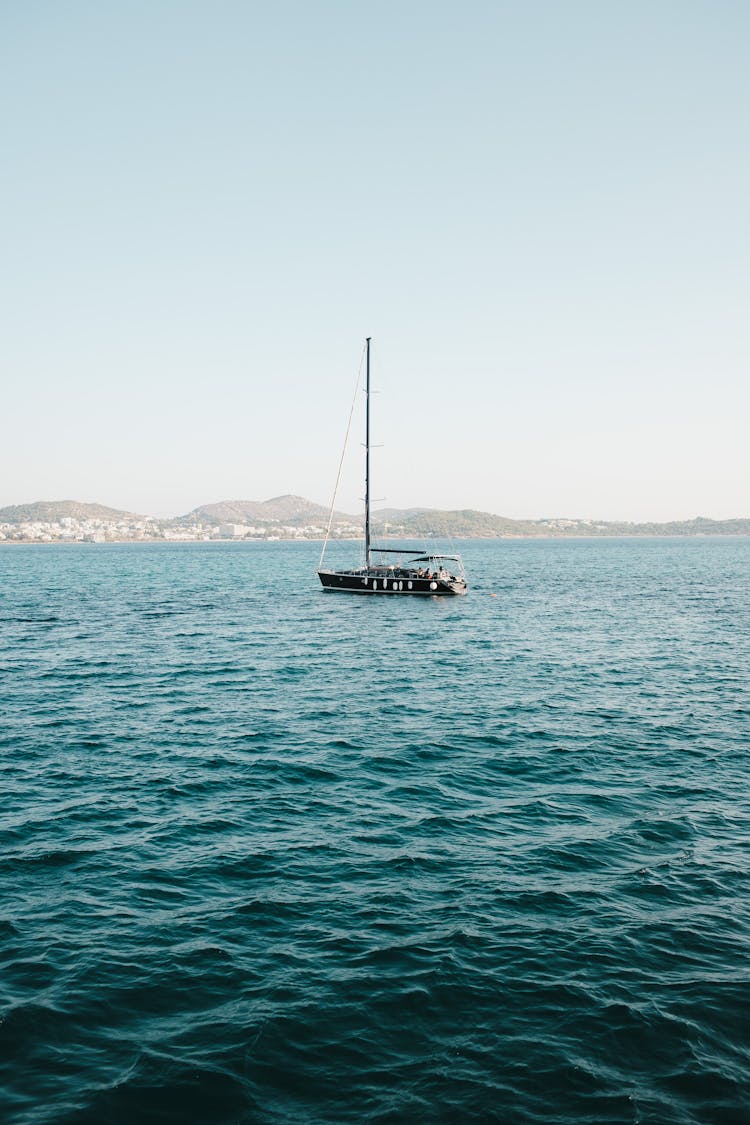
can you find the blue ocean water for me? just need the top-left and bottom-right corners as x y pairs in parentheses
(1, 538), (749, 1124)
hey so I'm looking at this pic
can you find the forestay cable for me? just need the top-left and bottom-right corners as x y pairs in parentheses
(318, 342), (367, 570)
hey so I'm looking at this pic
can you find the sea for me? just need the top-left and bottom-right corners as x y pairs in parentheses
(1, 538), (749, 1124)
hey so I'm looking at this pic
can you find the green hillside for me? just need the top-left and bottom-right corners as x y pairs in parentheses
(373, 508), (542, 537)
(0, 500), (144, 523)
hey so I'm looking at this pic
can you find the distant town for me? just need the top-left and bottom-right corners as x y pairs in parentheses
(0, 499), (360, 544)
(1, 497), (749, 543)
(0, 515), (361, 544)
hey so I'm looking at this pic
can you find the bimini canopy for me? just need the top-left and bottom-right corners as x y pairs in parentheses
(410, 554), (463, 563)
(369, 548), (462, 563)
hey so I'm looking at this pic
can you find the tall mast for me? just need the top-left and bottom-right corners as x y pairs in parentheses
(364, 336), (371, 568)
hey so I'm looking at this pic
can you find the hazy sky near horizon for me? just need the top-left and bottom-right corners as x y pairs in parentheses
(2, 1), (748, 521)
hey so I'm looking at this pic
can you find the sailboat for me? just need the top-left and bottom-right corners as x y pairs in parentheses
(317, 338), (468, 596)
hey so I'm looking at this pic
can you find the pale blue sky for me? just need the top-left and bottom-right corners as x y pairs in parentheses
(2, 1), (748, 520)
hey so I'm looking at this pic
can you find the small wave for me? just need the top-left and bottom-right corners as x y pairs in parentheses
(2, 614), (61, 624)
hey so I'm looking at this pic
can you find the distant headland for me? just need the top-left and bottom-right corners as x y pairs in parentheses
(1, 497), (749, 543)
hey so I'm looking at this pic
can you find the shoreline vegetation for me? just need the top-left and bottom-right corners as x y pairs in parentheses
(1, 496), (750, 544)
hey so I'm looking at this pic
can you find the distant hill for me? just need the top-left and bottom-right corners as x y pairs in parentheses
(531, 515), (750, 537)
(374, 510), (750, 538)
(373, 507), (542, 537)
(2, 497), (750, 538)
(0, 500), (144, 524)
(179, 494), (345, 527)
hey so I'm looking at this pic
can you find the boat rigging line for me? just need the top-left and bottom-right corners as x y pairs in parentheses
(318, 339), (367, 570)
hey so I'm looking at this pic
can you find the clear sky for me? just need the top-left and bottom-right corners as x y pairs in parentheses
(2, 1), (748, 520)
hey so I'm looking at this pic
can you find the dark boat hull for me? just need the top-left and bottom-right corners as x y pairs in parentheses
(318, 570), (467, 596)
